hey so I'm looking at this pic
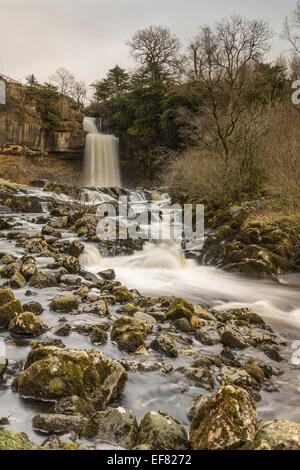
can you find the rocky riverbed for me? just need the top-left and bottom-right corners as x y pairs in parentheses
(0, 180), (300, 450)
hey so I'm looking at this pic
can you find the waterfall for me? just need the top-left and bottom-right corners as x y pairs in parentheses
(83, 117), (121, 188)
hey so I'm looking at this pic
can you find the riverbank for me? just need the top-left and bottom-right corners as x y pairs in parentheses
(0, 179), (299, 450)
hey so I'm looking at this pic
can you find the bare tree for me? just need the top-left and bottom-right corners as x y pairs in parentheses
(283, 1), (300, 54)
(127, 26), (183, 82)
(71, 80), (87, 109)
(49, 67), (75, 98)
(187, 15), (271, 168)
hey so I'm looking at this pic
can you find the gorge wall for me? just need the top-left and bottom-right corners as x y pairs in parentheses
(0, 76), (85, 160)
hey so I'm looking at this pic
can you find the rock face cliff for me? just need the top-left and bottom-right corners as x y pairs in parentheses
(0, 76), (85, 159)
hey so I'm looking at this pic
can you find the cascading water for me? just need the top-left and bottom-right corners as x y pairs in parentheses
(83, 117), (121, 188)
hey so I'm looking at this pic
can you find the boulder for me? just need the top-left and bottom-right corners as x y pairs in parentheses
(190, 385), (257, 450)
(52, 322), (72, 337)
(90, 326), (108, 345)
(41, 225), (62, 239)
(255, 420), (300, 450)
(138, 410), (189, 450)
(150, 335), (178, 358)
(22, 301), (43, 315)
(166, 298), (194, 321)
(221, 326), (249, 349)
(82, 407), (138, 449)
(111, 316), (152, 353)
(98, 269), (116, 281)
(9, 312), (48, 338)
(18, 347), (128, 410)
(55, 395), (95, 417)
(32, 413), (87, 435)
(0, 288), (14, 306)
(177, 367), (214, 390)
(195, 322), (221, 345)
(29, 270), (59, 288)
(10, 271), (26, 289)
(0, 300), (23, 329)
(50, 294), (79, 313)
(83, 300), (107, 316)
(19, 256), (37, 280)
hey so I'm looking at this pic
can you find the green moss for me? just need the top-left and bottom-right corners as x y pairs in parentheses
(0, 430), (38, 450)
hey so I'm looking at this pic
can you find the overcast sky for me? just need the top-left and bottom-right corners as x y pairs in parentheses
(0, 0), (296, 87)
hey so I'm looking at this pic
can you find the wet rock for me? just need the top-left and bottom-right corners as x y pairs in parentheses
(1, 254), (15, 265)
(0, 299), (23, 329)
(190, 385), (257, 450)
(0, 288), (14, 306)
(98, 269), (116, 281)
(49, 216), (68, 229)
(82, 407), (138, 449)
(194, 305), (216, 321)
(217, 308), (265, 327)
(41, 435), (62, 450)
(55, 395), (95, 418)
(133, 311), (156, 325)
(50, 294), (79, 313)
(52, 322), (72, 337)
(119, 360), (173, 374)
(19, 256), (37, 280)
(22, 301), (43, 315)
(0, 354), (7, 376)
(195, 322), (221, 345)
(73, 214), (101, 238)
(42, 225), (62, 239)
(0, 217), (10, 230)
(192, 352), (223, 369)
(55, 255), (81, 274)
(113, 287), (135, 304)
(262, 345), (285, 363)
(166, 298), (194, 322)
(29, 270), (59, 288)
(150, 335), (178, 358)
(138, 410), (189, 450)
(9, 312), (48, 338)
(32, 413), (87, 435)
(1, 261), (20, 279)
(60, 274), (81, 286)
(255, 420), (300, 450)
(111, 316), (152, 353)
(218, 366), (261, 392)
(177, 367), (214, 390)
(221, 326), (249, 349)
(172, 318), (193, 333)
(67, 240), (84, 258)
(24, 238), (50, 254)
(18, 347), (127, 409)
(10, 271), (26, 289)
(0, 429), (38, 450)
(90, 326), (108, 345)
(83, 300), (107, 316)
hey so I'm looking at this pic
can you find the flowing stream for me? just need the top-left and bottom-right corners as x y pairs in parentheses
(0, 185), (300, 447)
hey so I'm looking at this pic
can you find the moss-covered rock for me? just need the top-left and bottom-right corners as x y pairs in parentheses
(221, 326), (249, 349)
(24, 237), (50, 254)
(29, 270), (58, 288)
(138, 410), (189, 450)
(18, 347), (127, 409)
(83, 300), (107, 316)
(54, 254), (81, 274)
(82, 407), (138, 449)
(113, 287), (135, 304)
(55, 395), (95, 417)
(9, 312), (48, 338)
(111, 316), (152, 353)
(32, 413), (87, 435)
(150, 335), (178, 358)
(0, 299), (23, 329)
(90, 326), (108, 345)
(19, 255), (37, 280)
(22, 301), (43, 315)
(0, 288), (14, 307)
(41, 225), (62, 239)
(10, 271), (26, 289)
(0, 430), (38, 450)
(177, 367), (214, 390)
(190, 385), (257, 450)
(166, 298), (194, 322)
(255, 420), (300, 450)
(50, 294), (79, 313)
